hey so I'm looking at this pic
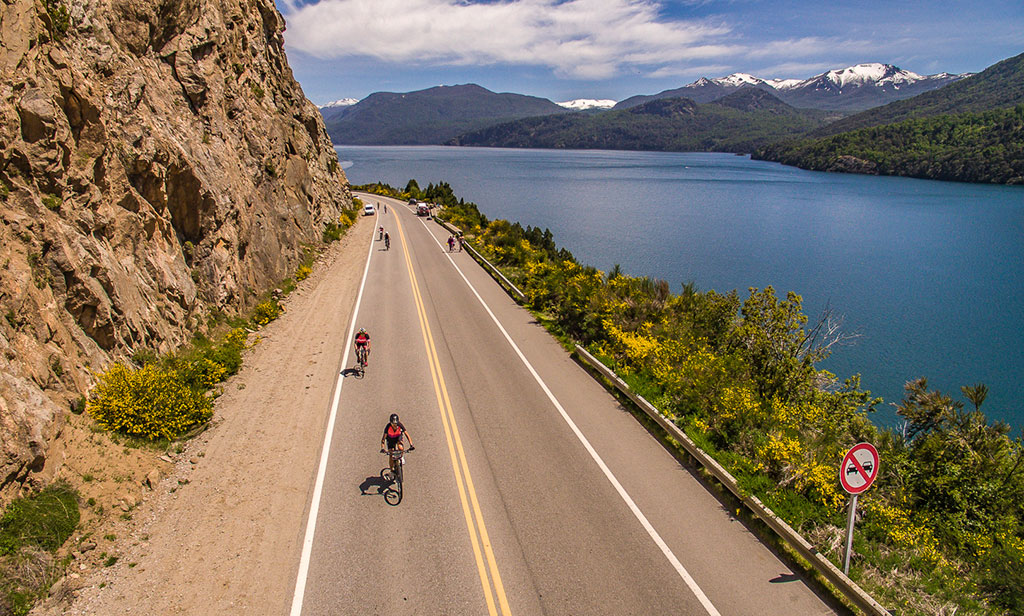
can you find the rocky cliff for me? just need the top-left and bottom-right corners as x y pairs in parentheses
(0, 0), (352, 501)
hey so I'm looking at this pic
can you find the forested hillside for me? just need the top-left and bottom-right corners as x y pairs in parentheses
(755, 105), (1024, 184)
(451, 89), (835, 153)
(326, 84), (569, 144)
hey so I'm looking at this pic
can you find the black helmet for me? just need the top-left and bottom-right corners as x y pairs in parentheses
(389, 413), (399, 424)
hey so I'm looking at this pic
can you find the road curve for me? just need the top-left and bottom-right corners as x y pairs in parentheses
(293, 194), (840, 615)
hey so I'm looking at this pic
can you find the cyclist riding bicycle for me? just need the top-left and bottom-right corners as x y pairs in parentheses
(354, 328), (371, 365)
(384, 232), (390, 250)
(381, 413), (414, 461)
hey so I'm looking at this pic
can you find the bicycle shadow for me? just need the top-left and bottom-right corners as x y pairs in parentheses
(359, 474), (392, 495)
(359, 472), (401, 506)
(340, 367), (363, 378)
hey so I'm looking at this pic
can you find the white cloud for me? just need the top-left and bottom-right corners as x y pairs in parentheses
(282, 0), (736, 79)
(745, 37), (880, 61)
(646, 63), (731, 79)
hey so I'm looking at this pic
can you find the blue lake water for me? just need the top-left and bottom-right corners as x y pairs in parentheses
(337, 145), (1024, 429)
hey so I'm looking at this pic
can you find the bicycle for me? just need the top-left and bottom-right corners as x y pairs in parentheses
(355, 345), (369, 375)
(380, 447), (413, 504)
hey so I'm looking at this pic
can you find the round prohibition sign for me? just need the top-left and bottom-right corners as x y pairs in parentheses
(840, 443), (879, 494)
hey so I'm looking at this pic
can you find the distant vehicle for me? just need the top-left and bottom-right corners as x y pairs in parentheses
(416, 204), (430, 216)
(408, 198), (418, 205)
(363, 203), (375, 216)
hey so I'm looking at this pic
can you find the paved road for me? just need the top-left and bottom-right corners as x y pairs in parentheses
(293, 195), (840, 615)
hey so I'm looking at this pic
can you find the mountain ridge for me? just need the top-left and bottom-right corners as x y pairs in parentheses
(325, 83), (570, 145)
(615, 63), (969, 111)
(450, 89), (834, 153)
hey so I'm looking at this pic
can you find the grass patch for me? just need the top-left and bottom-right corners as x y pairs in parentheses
(41, 194), (61, 212)
(0, 483), (79, 615)
(0, 483), (79, 556)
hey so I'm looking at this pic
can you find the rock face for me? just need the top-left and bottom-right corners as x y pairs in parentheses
(0, 0), (351, 501)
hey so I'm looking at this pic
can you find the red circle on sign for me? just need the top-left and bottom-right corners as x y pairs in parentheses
(840, 442), (879, 494)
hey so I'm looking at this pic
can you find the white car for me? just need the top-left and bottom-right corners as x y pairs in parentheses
(363, 203), (376, 216)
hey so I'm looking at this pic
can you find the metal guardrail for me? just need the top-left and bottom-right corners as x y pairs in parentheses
(573, 345), (890, 616)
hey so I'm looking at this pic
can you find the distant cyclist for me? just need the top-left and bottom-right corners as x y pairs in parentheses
(381, 413), (414, 455)
(384, 232), (390, 250)
(378, 226), (384, 240)
(354, 327), (371, 366)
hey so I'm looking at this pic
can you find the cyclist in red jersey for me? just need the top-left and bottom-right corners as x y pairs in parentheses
(354, 328), (371, 365)
(381, 413), (413, 451)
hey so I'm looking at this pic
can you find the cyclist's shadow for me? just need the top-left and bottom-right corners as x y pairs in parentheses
(358, 474), (392, 496)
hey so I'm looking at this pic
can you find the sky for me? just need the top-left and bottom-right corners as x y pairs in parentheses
(275, 0), (1024, 105)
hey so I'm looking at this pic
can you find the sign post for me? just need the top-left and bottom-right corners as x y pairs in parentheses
(839, 442), (880, 574)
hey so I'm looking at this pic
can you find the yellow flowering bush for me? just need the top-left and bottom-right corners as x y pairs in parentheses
(252, 300), (282, 326)
(89, 363), (212, 441)
(296, 264), (312, 281)
(863, 500), (945, 566)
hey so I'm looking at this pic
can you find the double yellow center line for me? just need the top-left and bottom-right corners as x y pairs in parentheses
(393, 210), (512, 616)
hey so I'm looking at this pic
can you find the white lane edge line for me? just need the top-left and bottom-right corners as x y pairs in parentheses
(290, 215), (378, 616)
(418, 219), (722, 616)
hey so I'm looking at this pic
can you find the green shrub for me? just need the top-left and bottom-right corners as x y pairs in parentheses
(322, 222), (343, 243)
(26, 253), (51, 289)
(166, 328), (247, 391)
(42, 0), (70, 39)
(131, 347), (159, 367)
(88, 363), (212, 441)
(250, 82), (265, 99)
(976, 537), (1024, 611)
(0, 482), (79, 556)
(41, 194), (61, 211)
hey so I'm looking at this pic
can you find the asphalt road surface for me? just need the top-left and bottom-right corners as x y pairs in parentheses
(292, 195), (840, 615)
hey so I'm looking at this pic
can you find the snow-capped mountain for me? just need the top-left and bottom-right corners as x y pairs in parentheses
(557, 98), (617, 111)
(319, 98), (359, 109)
(798, 63), (924, 91)
(616, 63), (970, 112)
(319, 98), (360, 123)
(713, 73), (764, 88)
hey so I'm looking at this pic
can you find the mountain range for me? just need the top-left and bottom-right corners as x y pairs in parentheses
(321, 62), (969, 147)
(450, 89), (835, 153)
(320, 54), (1022, 183)
(615, 63), (968, 112)
(753, 52), (1024, 184)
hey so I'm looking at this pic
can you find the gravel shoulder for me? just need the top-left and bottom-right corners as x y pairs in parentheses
(40, 217), (372, 615)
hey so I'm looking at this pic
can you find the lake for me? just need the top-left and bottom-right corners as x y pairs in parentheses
(337, 145), (1024, 429)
